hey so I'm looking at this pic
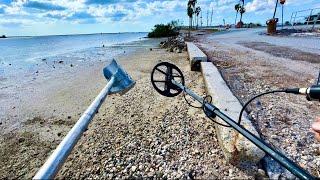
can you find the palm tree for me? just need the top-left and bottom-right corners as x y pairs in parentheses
(195, 7), (201, 29)
(234, 3), (241, 25)
(187, 0), (197, 30)
(187, 5), (193, 29)
(239, 6), (246, 24)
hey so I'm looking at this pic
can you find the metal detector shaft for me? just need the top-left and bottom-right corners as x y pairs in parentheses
(171, 80), (316, 180)
(34, 76), (116, 179)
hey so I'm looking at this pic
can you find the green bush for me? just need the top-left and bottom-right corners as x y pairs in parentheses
(148, 22), (179, 38)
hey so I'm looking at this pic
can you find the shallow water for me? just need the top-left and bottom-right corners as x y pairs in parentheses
(0, 33), (147, 77)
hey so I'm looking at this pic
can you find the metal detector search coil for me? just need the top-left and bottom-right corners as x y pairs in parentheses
(150, 62), (316, 180)
(151, 62), (185, 97)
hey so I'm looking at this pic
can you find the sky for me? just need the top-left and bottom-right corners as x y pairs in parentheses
(0, 0), (319, 36)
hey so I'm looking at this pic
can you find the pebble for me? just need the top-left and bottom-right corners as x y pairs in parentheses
(131, 166), (137, 172)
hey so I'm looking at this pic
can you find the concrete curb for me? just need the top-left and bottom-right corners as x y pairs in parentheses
(186, 42), (207, 71)
(201, 62), (265, 165)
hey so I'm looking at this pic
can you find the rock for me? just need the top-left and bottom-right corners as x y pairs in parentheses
(70, 64), (73, 67)
(18, 137), (25, 143)
(58, 60), (64, 64)
(159, 35), (185, 53)
(68, 116), (71, 119)
(262, 155), (283, 179)
(256, 168), (268, 179)
(131, 165), (137, 172)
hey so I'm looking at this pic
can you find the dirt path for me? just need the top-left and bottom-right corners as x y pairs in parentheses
(195, 32), (320, 177)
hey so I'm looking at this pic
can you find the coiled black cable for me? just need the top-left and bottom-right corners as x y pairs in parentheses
(238, 90), (287, 125)
(183, 87), (231, 127)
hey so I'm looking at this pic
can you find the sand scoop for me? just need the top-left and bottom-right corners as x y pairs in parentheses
(34, 59), (135, 179)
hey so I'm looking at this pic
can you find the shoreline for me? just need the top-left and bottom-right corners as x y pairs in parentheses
(0, 38), (160, 134)
(0, 36), (255, 179)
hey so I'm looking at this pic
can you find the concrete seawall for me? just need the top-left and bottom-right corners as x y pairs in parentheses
(185, 42), (265, 165)
(200, 62), (265, 165)
(186, 42), (207, 71)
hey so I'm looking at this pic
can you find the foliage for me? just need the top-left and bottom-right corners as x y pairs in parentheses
(235, 1), (246, 25)
(285, 21), (291, 26)
(1, 35), (6, 38)
(187, 5), (193, 18)
(187, 0), (197, 29)
(242, 22), (263, 28)
(148, 21), (179, 38)
(235, 4), (241, 12)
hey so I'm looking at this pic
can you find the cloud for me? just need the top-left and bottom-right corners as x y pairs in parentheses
(68, 12), (94, 19)
(85, 0), (136, 5)
(245, 0), (274, 13)
(0, 21), (22, 27)
(109, 11), (127, 21)
(66, 11), (97, 24)
(44, 13), (65, 19)
(23, 1), (66, 11)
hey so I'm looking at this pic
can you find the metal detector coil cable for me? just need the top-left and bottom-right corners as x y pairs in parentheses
(150, 62), (317, 180)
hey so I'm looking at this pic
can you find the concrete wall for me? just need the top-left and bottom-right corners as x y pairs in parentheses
(201, 62), (265, 165)
(186, 42), (207, 71)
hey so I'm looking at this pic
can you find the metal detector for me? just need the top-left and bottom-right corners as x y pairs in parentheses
(150, 62), (317, 180)
(34, 59), (135, 179)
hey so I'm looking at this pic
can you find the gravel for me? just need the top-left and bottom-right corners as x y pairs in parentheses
(195, 29), (320, 178)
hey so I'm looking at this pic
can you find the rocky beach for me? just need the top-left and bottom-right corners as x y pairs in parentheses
(1, 29), (320, 179)
(0, 35), (256, 179)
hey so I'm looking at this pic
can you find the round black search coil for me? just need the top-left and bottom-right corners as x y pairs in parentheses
(151, 62), (185, 97)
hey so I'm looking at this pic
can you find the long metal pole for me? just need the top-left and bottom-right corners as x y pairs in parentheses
(34, 76), (116, 179)
(273, 0), (279, 19)
(171, 80), (316, 180)
(282, 5), (284, 29)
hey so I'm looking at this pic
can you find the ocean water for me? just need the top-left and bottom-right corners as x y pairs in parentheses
(0, 32), (147, 78)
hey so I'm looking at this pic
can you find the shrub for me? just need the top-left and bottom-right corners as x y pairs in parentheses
(148, 21), (179, 38)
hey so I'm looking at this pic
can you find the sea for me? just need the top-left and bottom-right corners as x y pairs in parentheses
(0, 32), (148, 78)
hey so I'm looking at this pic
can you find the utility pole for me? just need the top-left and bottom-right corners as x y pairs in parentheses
(207, 9), (209, 27)
(210, 7), (213, 27)
(201, 11), (203, 28)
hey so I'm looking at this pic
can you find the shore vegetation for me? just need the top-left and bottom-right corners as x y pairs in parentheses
(1, 35), (6, 38)
(148, 21), (179, 38)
